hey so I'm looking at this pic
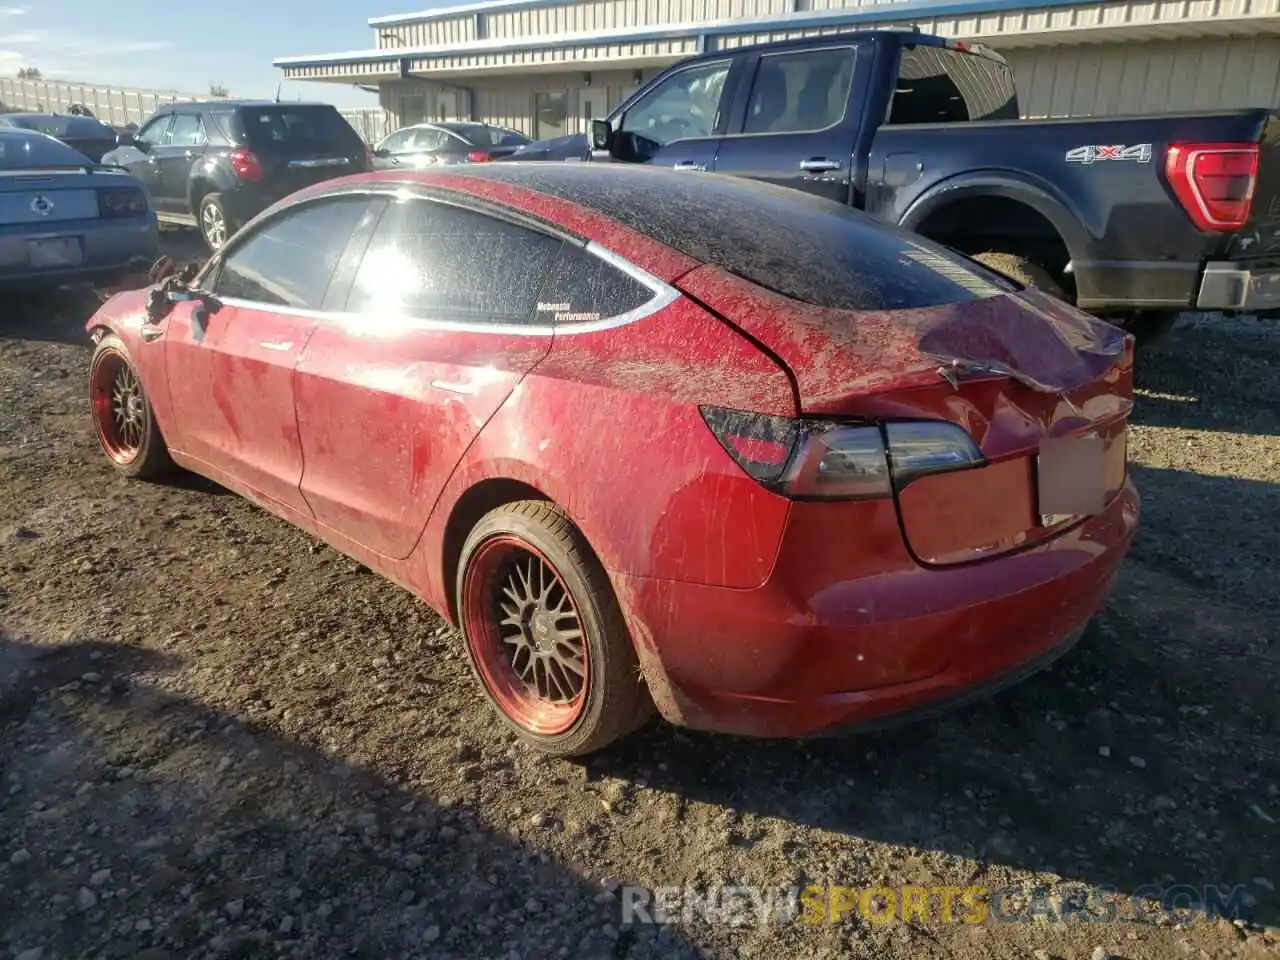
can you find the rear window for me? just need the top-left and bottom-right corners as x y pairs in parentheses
(236, 106), (363, 151)
(10, 116), (114, 139)
(451, 165), (1013, 311)
(0, 133), (91, 168)
(888, 45), (1020, 124)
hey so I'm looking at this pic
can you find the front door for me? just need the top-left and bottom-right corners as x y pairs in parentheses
(710, 45), (863, 205)
(151, 112), (207, 213)
(113, 113), (170, 203)
(162, 194), (376, 515)
(293, 194), (563, 559)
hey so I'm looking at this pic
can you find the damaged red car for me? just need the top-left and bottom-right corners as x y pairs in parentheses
(85, 165), (1139, 756)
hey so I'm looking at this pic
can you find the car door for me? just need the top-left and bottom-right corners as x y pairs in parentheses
(293, 194), (564, 558)
(162, 194), (378, 515)
(710, 44), (865, 205)
(112, 113), (171, 201)
(373, 128), (416, 170)
(150, 112), (207, 213)
(397, 128), (450, 168)
(608, 58), (738, 172)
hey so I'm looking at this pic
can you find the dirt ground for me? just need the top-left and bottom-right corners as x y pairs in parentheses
(1, 255), (1278, 959)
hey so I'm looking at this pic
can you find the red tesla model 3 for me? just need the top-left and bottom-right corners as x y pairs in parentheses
(85, 165), (1139, 756)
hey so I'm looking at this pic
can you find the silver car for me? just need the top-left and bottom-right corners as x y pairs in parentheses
(0, 128), (159, 289)
(371, 122), (532, 169)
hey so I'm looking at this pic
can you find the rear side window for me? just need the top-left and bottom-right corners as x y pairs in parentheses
(344, 198), (564, 322)
(168, 114), (206, 148)
(535, 245), (655, 325)
(888, 45), (1020, 124)
(742, 48), (857, 135)
(237, 106), (363, 152)
(213, 197), (371, 309)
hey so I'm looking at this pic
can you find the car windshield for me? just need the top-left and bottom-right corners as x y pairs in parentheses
(0, 133), (92, 169)
(448, 124), (531, 148)
(10, 116), (115, 139)
(237, 106), (363, 151)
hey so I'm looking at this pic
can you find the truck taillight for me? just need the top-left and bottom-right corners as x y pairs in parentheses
(1165, 142), (1259, 232)
(699, 407), (985, 501)
(228, 148), (263, 183)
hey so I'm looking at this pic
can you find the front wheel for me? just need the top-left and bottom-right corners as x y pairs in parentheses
(457, 500), (653, 757)
(89, 335), (173, 479)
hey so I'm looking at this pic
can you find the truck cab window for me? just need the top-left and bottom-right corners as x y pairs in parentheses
(619, 61), (730, 145)
(743, 48), (857, 135)
(889, 46), (1020, 124)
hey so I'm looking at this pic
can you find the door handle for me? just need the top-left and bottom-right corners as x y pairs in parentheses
(800, 158), (841, 173)
(672, 161), (706, 172)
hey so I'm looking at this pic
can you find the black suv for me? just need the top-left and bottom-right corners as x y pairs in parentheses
(102, 100), (370, 251)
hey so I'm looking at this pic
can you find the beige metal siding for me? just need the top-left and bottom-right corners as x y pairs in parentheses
(1008, 36), (1280, 117)
(376, 16), (476, 49)
(407, 36), (696, 73)
(484, 0), (788, 40)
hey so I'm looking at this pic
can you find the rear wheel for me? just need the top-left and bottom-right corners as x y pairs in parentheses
(198, 193), (231, 252)
(89, 335), (172, 479)
(457, 500), (653, 757)
(972, 251), (1066, 300)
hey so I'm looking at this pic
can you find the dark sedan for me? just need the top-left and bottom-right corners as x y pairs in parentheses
(372, 122), (531, 169)
(0, 113), (121, 163)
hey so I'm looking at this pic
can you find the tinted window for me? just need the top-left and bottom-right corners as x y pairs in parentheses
(345, 199), (563, 322)
(136, 115), (172, 147)
(447, 165), (1012, 311)
(379, 128), (415, 153)
(619, 61), (730, 145)
(11, 116), (115, 139)
(536, 245), (655, 324)
(0, 132), (91, 168)
(889, 46), (1020, 124)
(237, 106), (363, 152)
(743, 48), (856, 135)
(214, 197), (370, 309)
(168, 114), (205, 147)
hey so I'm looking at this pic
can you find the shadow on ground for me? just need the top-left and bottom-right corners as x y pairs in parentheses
(0, 633), (701, 960)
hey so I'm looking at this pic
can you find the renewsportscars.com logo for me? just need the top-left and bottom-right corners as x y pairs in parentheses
(618, 883), (1257, 928)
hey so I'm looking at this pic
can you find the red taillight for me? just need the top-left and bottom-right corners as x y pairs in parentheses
(699, 406), (985, 501)
(467, 150), (492, 163)
(1165, 142), (1259, 232)
(228, 148), (263, 183)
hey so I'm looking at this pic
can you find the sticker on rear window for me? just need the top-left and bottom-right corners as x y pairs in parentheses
(1065, 144), (1152, 164)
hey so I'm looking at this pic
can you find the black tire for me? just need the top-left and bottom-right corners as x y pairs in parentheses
(89, 334), (173, 480)
(972, 251), (1066, 300)
(457, 500), (654, 757)
(197, 192), (232, 252)
(1110, 311), (1180, 350)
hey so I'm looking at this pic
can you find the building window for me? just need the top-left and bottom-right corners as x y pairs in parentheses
(535, 91), (569, 140)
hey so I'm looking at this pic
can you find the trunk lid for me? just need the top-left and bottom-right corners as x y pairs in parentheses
(0, 171), (99, 226)
(678, 265), (1133, 564)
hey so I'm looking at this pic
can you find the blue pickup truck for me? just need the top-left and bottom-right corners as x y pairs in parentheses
(507, 29), (1280, 340)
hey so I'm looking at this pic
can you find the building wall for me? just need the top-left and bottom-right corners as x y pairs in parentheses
(1008, 36), (1280, 118)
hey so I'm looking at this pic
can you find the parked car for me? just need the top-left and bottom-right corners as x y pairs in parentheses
(101, 100), (371, 251)
(0, 113), (120, 162)
(0, 127), (158, 289)
(507, 29), (1280, 341)
(372, 122), (532, 168)
(84, 164), (1138, 756)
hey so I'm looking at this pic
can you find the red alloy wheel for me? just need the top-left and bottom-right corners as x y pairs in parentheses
(90, 348), (147, 466)
(461, 535), (590, 735)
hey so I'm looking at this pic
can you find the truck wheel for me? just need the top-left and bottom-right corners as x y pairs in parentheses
(972, 252), (1066, 301)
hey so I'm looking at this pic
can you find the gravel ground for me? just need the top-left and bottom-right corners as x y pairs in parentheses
(1, 261), (1278, 960)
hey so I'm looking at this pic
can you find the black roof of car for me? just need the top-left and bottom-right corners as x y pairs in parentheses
(438, 163), (1008, 312)
(156, 99), (340, 113)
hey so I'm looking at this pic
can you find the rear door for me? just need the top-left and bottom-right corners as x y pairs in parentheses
(711, 43), (865, 205)
(162, 194), (377, 514)
(293, 194), (564, 558)
(608, 57), (739, 172)
(234, 104), (367, 196)
(151, 112), (207, 213)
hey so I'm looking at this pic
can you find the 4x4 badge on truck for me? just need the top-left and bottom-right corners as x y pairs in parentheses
(1065, 144), (1153, 164)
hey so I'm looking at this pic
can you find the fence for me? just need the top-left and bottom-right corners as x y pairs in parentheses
(0, 77), (389, 141)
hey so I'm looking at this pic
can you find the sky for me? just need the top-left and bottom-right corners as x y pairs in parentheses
(0, 0), (430, 107)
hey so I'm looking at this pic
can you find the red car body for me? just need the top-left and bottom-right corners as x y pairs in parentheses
(86, 165), (1139, 749)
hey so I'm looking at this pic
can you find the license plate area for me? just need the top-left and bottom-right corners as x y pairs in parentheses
(27, 236), (84, 269)
(1036, 434), (1106, 528)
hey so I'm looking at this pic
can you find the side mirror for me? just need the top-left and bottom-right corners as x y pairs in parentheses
(589, 118), (613, 151)
(373, 147), (390, 158)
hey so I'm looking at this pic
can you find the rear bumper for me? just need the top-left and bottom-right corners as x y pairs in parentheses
(0, 217), (159, 286)
(1195, 261), (1280, 315)
(614, 481), (1139, 739)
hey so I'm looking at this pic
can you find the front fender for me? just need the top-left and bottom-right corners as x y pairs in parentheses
(900, 169), (1096, 265)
